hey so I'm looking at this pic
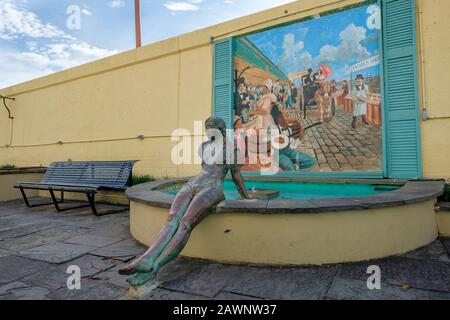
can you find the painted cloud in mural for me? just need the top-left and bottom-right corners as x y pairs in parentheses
(315, 23), (371, 66)
(248, 5), (380, 82)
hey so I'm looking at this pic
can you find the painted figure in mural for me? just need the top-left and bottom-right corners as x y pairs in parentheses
(330, 80), (338, 117)
(314, 80), (333, 123)
(291, 84), (298, 109)
(342, 80), (350, 98)
(253, 79), (277, 129)
(351, 74), (370, 129)
(270, 105), (316, 171)
(119, 117), (250, 286)
(235, 78), (250, 124)
(302, 68), (319, 110)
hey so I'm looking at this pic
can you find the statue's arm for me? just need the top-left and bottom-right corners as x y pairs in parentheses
(230, 165), (249, 199)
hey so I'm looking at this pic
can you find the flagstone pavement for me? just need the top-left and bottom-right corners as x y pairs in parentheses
(0, 200), (449, 300)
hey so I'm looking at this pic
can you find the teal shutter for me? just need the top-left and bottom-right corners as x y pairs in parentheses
(213, 38), (234, 128)
(382, 0), (422, 179)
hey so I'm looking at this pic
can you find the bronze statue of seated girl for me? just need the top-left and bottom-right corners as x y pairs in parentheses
(119, 117), (251, 287)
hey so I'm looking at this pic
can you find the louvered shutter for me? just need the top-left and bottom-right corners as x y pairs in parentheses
(382, 0), (422, 179)
(212, 38), (234, 129)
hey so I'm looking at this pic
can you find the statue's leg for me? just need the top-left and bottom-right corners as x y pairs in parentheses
(127, 188), (222, 287)
(119, 186), (193, 275)
(152, 187), (223, 275)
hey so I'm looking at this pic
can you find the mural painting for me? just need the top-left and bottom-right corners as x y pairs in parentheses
(233, 3), (383, 173)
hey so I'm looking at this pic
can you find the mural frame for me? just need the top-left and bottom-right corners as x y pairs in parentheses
(213, 0), (422, 179)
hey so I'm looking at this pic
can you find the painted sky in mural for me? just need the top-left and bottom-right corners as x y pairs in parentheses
(248, 5), (381, 84)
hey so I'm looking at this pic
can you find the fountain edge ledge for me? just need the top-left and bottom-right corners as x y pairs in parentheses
(126, 179), (445, 214)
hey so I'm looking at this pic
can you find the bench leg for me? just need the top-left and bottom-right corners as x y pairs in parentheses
(86, 192), (128, 216)
(48, 188), (90, 213)
(86, 192), (98, 216)
(19, 187), (53, 208)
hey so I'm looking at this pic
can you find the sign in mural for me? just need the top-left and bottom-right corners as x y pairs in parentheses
(349, 55), (380, 73)
(233, 3), (383, 173)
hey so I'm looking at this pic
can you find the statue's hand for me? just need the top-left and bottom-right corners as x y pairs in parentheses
(244, 192), (259, 200)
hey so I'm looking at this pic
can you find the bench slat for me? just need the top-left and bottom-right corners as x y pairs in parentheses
(38, 160), (138, 189)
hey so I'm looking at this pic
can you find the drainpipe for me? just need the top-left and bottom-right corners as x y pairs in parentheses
(134, 0), (142, 48)
(418, 0), (428, 121)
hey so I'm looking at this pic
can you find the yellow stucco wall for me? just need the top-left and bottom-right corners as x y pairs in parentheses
(129, 200), (438, 265)
(0, 172), (43, 201)
(438, 211), (450, 237)
(418, 1), (450, 179)
(0, 0), (449, 179)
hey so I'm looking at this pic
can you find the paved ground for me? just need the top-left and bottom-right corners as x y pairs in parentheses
(0, 199), (449, 300)
(297, 105), (382, 172)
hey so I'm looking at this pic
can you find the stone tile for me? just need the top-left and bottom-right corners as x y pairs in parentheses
(21, 254), (116, 290)
(83, 222), (131, 240)
(92, 270), (129, 288)
(0, 249), (12, 258)
(0, 281), (50, 300)
(402, 240), (450, 263)
(441, 238), (450, 256)
(0, 225), (89, 252)
(164, 264), (336, 300)
(18, 242), (96, 264)
(338, 257), (450, 293)
(213, 291), (264, 300)
(156, 257), (211, 281)
(159, 263), (229, 298)
(0, 215), (51, 233)
(46, 279), (126, 300)
(64, 234), (122, 248)
(0, 220), (63, 241)
(59, 212), (129, 230)
(0, 255), (52, 285)
(326, 277), (450, 300)
(145, 288), (207, 300)
(65, 254), (118, 276)
(91, 239), (146, 261)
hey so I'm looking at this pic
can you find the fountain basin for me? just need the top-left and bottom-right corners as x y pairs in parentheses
(126, 178), (444, 266)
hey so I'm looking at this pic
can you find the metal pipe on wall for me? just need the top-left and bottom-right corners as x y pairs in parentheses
(135, 0), (142, 48)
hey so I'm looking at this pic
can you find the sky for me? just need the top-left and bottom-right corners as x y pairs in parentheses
(0, 0), (297, 89)
(247, 4), (382, 83)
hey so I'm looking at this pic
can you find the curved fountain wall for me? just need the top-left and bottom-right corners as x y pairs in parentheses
(126, 179), (444, 266)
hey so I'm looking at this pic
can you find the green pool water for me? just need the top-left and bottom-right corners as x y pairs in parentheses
(163, 180), (401, 201)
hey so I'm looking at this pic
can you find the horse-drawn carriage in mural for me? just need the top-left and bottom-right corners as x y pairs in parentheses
(296, 64), (336, 122)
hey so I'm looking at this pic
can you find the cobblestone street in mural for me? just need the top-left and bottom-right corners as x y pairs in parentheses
(298, 106), (382, 172)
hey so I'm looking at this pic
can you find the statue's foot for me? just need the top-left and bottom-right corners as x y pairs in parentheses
(119, 258), (155, 275)
(127, 271), (157, 287)
(118, 263), (138, 276)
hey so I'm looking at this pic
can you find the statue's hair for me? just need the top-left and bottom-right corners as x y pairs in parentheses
(205, 117), (227, 137)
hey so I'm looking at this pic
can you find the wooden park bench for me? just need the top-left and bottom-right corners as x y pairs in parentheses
(14, 160), (138, 216)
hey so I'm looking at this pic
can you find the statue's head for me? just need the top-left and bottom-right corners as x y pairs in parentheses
(205, 117), (227, 141)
